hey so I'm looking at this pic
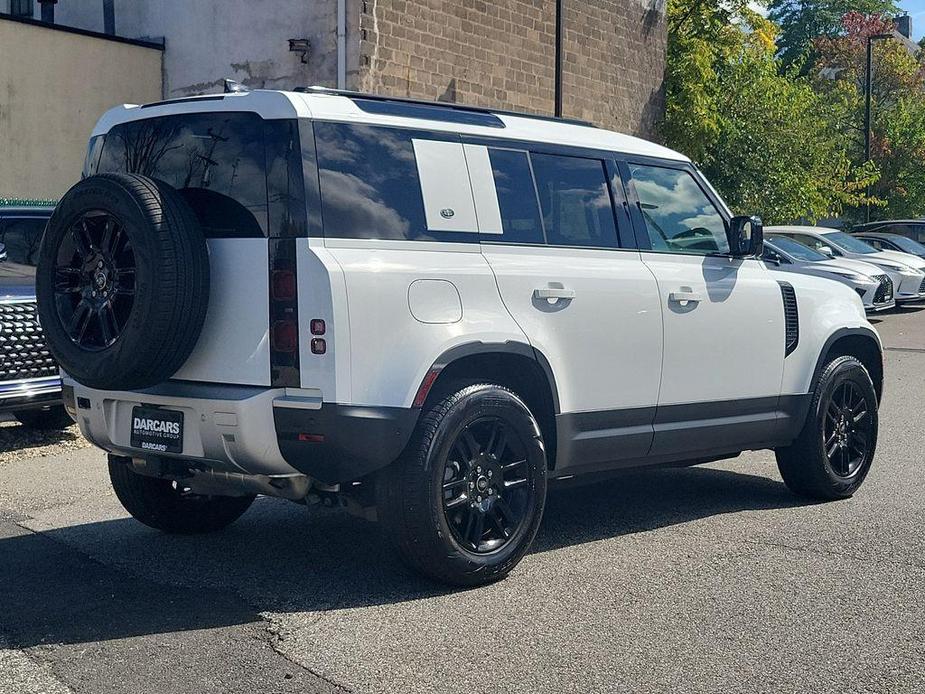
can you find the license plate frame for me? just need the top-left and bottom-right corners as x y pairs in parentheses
(130, 406), (184, 454)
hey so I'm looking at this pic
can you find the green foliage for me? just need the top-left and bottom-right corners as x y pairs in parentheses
(768, 0), (899, 71)
(661, 0), (878, 224)
(0, 198), (56, 207)
(812, 12), (925, 221)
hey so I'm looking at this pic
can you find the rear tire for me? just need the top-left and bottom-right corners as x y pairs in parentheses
(776, 355), (878, 500)
(14, 406), (74, 431)
(109, 457), (255, 534)
(378, 383), (547, 586)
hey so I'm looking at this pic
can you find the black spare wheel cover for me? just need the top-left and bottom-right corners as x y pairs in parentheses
(36, 173), (210, 390)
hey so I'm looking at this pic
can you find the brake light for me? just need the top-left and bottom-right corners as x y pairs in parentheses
(272, 270), (297, 301)
(271, 320), (298, 353)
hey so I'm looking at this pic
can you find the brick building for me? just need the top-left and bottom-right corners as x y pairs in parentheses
(355, 0), (667, 136)
(1, 0), (667, 198)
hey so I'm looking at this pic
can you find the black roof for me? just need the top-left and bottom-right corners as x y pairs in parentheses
(295, 86), (597, 129)
(852, 231), (906, 240)
(853, 219), (925, 230)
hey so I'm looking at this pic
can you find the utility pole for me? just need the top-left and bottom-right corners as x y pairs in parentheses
(864, 33), (893, 223)
(554, 0), (563, 118)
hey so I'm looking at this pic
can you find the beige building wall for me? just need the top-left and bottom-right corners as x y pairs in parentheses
(0, 17), (162, 200)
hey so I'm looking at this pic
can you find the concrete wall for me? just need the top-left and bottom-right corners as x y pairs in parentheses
(0, 16), (162, 199)
(354, 0), (667, 137)
(52, 0), (340, 97)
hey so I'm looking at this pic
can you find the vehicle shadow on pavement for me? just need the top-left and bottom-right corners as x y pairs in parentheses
(0, 465), (806, 649)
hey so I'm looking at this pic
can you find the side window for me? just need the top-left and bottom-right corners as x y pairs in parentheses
(762, 246), (786, 264)
(530, 153), (618, 248)
(629, 164), (729, 255)
(0, 217), (47, 267)
(866, 238), (884, 250)
(487, 148), (544, 244)
(314, 122), (474, 242)
(794, 234), (836, 255)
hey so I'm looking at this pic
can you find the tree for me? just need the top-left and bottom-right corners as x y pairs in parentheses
(661, 0), (878, 223)
(768, 0), (899, 71)
(812, 12), (925, 220)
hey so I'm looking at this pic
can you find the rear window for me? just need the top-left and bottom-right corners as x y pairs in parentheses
(95, 113), (305, 238)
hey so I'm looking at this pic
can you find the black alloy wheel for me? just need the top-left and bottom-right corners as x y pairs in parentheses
(822, 381), (873, 479)
(776, 355), (879, 500)
(441, 416), (532, 554)
(53, 211), (136, 351)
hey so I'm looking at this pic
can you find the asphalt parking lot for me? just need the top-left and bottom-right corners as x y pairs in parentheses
(1, 308), (924, 694)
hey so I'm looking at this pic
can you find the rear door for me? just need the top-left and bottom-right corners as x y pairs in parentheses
(622, 159), (785, 456)
(466, 139), (663, 470)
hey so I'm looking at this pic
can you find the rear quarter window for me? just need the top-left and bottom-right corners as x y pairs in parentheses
(314, 123), (476, 243)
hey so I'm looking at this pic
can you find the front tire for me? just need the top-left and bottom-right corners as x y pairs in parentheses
(109, 457), (255, 534)
(378, 383), (547, 586)
(776, 355), (878, 500)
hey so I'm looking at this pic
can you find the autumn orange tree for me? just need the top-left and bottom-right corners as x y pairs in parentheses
(813, 12), (925, 220)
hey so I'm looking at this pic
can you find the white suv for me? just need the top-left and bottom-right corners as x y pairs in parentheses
(36, 89), (883, 585)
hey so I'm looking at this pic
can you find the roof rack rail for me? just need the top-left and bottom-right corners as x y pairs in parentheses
(294, 85), (596, 129)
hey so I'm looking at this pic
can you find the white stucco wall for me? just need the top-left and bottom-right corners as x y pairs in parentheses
(51, 0), (340, 97)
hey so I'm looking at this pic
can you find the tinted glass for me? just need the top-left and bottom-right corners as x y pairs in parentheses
(766, 235), (828, 261)
(823, 231), (877, 254)
(265, 120), (308, 238)
(629, 165), (728, 255)
(487, 148), (544, 244)
(97, 113), (270, 237)
(531, 153), (618, 248)
(316, 123), (474, 242)
(0, 217), (48, 267)
(883, 235), (925, 255)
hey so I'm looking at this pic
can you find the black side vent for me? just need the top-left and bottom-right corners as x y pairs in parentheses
(778, 282), (799, 356)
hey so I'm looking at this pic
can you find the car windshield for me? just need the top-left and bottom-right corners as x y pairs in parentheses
(767, 235), (828, 262)
(885, 235), (925, 254)
(823, 231), (878, 254)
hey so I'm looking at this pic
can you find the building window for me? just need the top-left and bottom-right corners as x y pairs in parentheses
(10, 0), (34, 18)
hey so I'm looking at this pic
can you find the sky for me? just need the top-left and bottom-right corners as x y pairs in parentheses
(899, 0), (925, 39)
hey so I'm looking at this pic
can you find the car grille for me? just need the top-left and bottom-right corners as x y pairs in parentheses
(0, 302), (59, 382)
(873, 275), (894, 304)
(919, 277), (925, 293)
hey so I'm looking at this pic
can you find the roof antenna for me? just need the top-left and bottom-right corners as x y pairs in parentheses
(223, 79), (249, 94)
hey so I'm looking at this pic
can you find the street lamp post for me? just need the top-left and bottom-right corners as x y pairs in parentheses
(865, 32), (894, 223)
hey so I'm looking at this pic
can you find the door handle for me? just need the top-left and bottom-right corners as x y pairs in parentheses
(534, 287), (576, 301)
(668, 289), (703, 304)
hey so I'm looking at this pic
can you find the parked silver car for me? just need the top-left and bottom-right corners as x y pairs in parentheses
(763, 235), (895, 312)
(767, 225), (925, 304)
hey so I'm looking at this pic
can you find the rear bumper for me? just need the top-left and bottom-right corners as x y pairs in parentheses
(0, 376), (62, 412)
(66, 378), (417, 482)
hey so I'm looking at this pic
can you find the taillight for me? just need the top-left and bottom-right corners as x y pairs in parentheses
(310, 338), (326, 355)
(271, 320), (298, 353)
(310, 319), (326, 335)
(272, 270), (297, 301)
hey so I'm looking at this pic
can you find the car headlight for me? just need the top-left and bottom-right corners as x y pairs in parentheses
(842, 273), (874, 283)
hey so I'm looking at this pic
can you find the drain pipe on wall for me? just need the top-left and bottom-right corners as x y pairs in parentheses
(337, 0), (346, 89)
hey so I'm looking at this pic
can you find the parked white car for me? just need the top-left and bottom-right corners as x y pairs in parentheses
(35, 88), (884, 586)
(768, 225), (925, 303)
(763, 235), (895, 312)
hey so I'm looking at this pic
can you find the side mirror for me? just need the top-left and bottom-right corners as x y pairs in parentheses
(728, 215), (763, 257)
(0, 243), (7, 262)
(818, 245), (835, 258)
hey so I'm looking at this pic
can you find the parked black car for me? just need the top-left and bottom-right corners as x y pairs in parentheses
(852, 220), (925, 245)
(0, 205), (70, 429)
(852, 230), (925, 259)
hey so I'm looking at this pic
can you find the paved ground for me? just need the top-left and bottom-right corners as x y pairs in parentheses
(1, 307), (924, 694)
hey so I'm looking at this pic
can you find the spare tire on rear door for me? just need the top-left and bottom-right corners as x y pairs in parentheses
(36, 173), (210, 391)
